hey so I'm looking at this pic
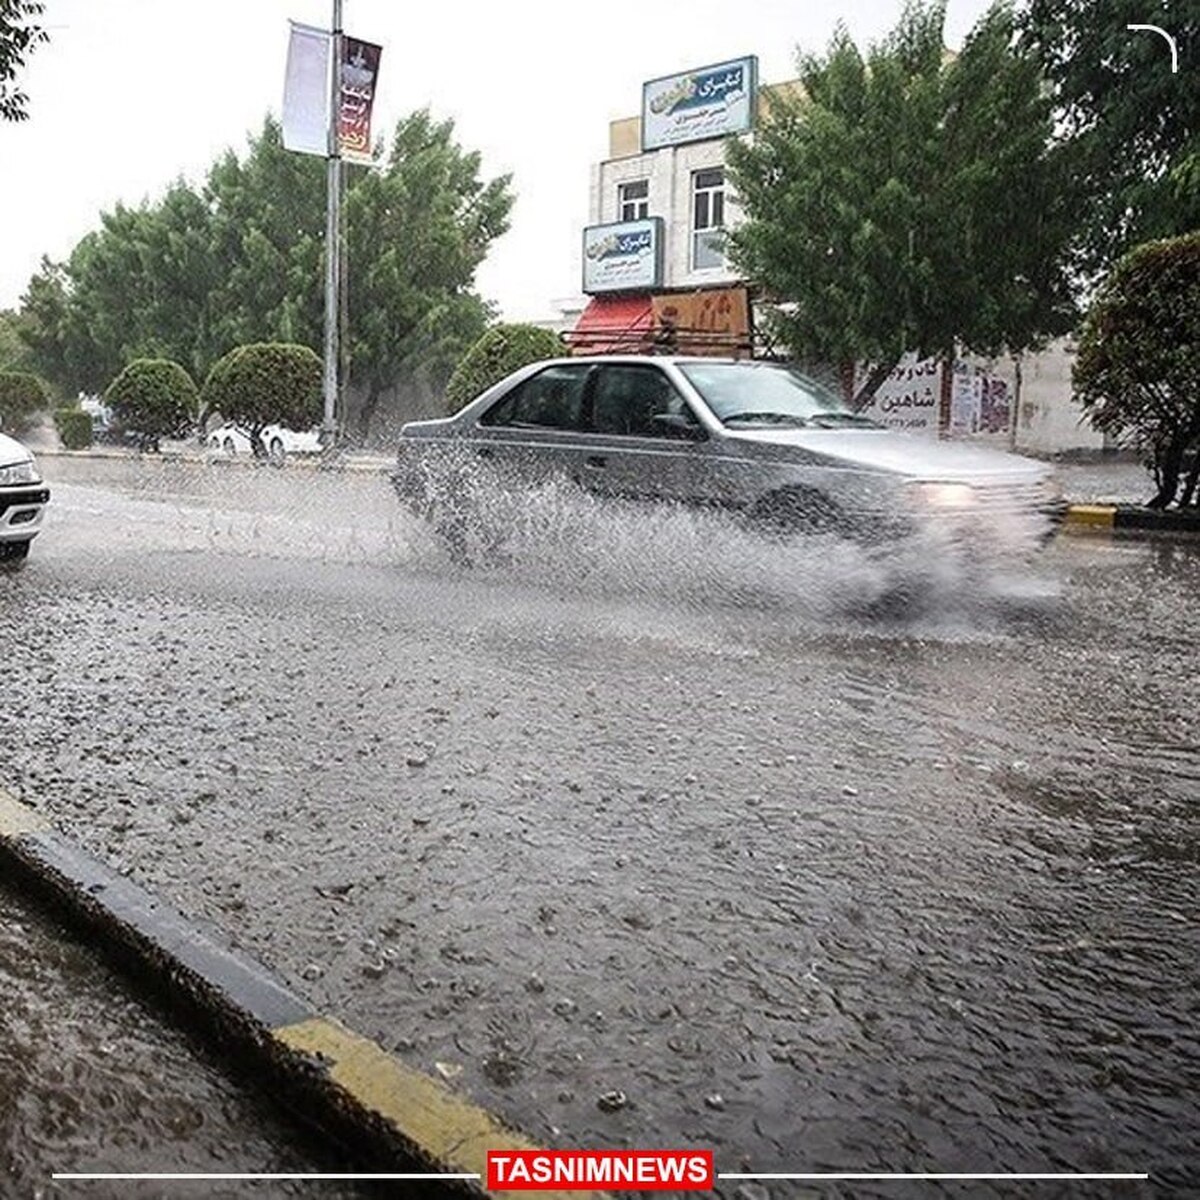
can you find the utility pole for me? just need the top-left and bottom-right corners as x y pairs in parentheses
(321, 0), (343, 450)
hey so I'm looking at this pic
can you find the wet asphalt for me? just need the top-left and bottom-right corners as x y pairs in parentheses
(2, 455), (1197, 1197)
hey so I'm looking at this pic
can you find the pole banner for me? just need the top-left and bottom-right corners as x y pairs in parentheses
(282, 21), (330, 157)
(339, 37), (382, 164)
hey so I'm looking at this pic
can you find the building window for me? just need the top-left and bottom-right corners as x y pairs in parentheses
(618, 179), (649, 222)
(691, 167), (726, 270)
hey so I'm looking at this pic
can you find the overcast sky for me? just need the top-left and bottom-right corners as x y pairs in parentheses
(0, 0), (994, 320)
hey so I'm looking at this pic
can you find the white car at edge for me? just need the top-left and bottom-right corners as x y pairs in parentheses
(0, 432), (49, 568)
(206, 423), (322, 463)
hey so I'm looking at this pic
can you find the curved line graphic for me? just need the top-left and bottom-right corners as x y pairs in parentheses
(1126, 24), (1180, 74)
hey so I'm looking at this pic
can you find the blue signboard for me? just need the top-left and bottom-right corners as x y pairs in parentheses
(642, 56), (758, 151)
(582, 217), (664, 294)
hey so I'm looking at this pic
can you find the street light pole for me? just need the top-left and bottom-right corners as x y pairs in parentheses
(321, 0), (343, 450)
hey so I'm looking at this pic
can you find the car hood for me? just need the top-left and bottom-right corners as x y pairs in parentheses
(0, 432), (33, 467)
(726, 427), (1047, 481)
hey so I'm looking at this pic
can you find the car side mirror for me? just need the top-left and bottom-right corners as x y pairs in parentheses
(651, 412), (705, 440)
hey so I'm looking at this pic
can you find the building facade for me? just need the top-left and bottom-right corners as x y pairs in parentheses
(562, 55), (1102, 454)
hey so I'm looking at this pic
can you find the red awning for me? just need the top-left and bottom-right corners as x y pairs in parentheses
(567, 295), (655, 355)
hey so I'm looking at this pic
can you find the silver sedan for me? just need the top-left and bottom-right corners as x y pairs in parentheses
(392, 356), (1065, 561)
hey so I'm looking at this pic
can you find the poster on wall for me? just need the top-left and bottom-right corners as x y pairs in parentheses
(582, 218), (664, 294)
(641, 57), (758, 151)
(855, 354), (942, 435)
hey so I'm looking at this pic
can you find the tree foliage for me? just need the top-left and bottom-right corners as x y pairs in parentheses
(0, 369), (46, 433)
(104, 358), (199, 449)
(444, 323), (564, 413)
(0, 310), (31, 372)
(16, 113), (513, 442)
(727, 1), (1078, 405)
(0, 0), (46, 121)
(1074, 232), (1200, 509)
(1019, 0), (1200, 273)
(203, 342), (321, 454)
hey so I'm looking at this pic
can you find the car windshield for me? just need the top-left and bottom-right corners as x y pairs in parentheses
(678, 362), (879, 428)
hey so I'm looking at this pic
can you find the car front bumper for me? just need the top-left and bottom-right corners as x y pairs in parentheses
(0, 486), (50, 542)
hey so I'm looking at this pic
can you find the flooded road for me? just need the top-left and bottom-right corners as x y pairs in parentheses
(0, 884), (360, 1197)
(3, 456), (1197, 1194)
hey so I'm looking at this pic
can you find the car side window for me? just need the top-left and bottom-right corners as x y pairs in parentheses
(590, 366), (699, 438)
(479, 365), (590, 431)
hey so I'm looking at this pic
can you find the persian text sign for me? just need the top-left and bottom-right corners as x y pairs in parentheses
(582, 218), (664, 294)
(856, 353), (942, 434)
(642, 56), (757, 151)
(339, 36), (382, 164)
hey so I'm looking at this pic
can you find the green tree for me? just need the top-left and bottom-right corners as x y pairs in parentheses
(0, 0), (46, 121)
(0, 309), (30, 371)
(15, 112), (512, 439)
(17, 257), (109, 395)
(444, 323), (564, 414)
(1019, 0), (1200, 273)
(203, 117), (327, 354)
(104, 358), (200, 451)
(344, 110), (512, 438)
(0, 370), (46, 433)
(1074, 232), (1200, 509)
(727, 1), (1078, 406)
(202, 342), (321, 457)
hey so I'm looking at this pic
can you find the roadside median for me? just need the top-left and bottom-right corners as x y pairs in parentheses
(0, 787), (602, 1200)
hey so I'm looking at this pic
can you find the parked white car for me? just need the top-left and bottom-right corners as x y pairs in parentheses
(0, 432), (49, 568)
(206, 423), (322, 463)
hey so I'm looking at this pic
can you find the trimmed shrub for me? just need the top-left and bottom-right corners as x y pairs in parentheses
(443, 323), (564, 415)
(104, 359), (199, 450)
(54, 406), (93, 450)
(203, 343), (321, 454)
(0, 371), (48, 434)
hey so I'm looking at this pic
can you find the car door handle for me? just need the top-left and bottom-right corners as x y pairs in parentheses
(585, 455), (607, 469)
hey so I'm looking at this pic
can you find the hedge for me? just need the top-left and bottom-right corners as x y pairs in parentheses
(54, 407), (93, 450)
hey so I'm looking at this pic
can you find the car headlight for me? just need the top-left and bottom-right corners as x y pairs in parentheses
(0, 457), (39, 486)
(909, 481), (976, 509)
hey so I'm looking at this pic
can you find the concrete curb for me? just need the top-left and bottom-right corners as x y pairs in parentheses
(1063, 504), (1200, 537)
(0, 788), (603, 1199)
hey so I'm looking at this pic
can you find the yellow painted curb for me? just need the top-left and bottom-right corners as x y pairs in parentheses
(0, 788), (50, 837)
(274, 1017), (607, 1200)
(1063, 504), (1116, 529)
